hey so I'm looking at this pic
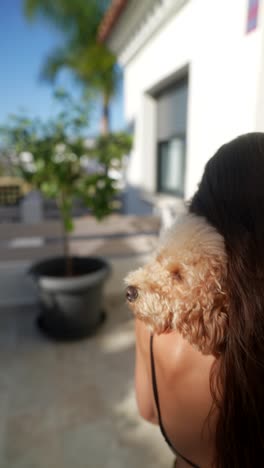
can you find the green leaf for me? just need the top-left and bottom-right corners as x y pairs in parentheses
(64, 216), (74, 233)
(1, 85), (133, 255)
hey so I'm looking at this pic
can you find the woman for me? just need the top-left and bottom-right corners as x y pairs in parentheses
(134, 133), (264, 467)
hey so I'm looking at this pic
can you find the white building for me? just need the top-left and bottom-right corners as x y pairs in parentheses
(99, 0), (264, 218)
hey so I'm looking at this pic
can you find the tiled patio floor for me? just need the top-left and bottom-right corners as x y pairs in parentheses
(0, 294), (174, 468)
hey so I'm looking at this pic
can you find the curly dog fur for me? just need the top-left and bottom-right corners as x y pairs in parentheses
(125, 213), (229, 355)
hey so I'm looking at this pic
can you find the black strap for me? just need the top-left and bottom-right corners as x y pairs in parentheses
(150, 334), (200, 468)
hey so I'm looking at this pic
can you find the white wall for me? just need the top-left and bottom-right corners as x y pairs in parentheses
(123, 0), (263, 199)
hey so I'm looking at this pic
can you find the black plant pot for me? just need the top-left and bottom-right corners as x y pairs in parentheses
(29, 256), (111, 341)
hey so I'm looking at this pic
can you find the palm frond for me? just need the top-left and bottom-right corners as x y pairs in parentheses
(40, 47), (70, 82)
(23, 0), (118, 121)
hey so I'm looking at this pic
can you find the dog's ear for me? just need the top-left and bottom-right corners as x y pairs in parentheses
(177, 259), (229, 356)
(197, 290), (229, 355)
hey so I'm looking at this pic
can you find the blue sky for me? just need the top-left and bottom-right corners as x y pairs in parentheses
(0, 0), (125, 134)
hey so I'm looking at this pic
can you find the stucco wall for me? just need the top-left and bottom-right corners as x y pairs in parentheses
(122, 0), (263, 199)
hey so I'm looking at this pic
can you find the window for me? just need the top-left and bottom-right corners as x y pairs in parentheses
(158, 137), (185, 196)
(156, 75), (188, 197)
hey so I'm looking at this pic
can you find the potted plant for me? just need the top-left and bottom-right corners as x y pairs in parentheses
(1, 90), (132, 340)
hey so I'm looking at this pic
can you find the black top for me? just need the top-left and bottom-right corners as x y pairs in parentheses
(150, 334), (200, 468)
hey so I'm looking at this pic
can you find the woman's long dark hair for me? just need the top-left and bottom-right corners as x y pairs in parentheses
(188, 133), (264, 468)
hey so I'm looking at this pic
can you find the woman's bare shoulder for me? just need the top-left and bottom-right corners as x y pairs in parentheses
(154, 329), (215, 378)
(135, 320), (215, 389)
(154, 330), (217, 465)
(135, 320), (217, 464)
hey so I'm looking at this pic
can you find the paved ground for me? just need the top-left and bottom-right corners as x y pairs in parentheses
(0, 214), (175, 468)
(0, 220), (177, 468)
(0, 295), (174, 468)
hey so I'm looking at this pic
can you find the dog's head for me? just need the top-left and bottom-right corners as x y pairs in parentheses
(125, 213), (229, 355)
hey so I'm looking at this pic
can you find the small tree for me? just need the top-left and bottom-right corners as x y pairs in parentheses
(0, 91), (132, 275)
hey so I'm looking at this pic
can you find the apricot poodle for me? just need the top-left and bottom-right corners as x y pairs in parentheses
(125, 213), (229, 355)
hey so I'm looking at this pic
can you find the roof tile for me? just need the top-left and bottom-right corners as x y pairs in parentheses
(98, 0), (129, 43)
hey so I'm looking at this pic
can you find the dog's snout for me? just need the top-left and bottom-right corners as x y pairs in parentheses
(126, 285), (138, 303)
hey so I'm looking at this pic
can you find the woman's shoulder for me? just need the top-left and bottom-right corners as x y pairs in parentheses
(135, 320), (216, 389)
(154, 329), (217, 466)
(154, 329), (215, 378)
(135, 320), (217, 465)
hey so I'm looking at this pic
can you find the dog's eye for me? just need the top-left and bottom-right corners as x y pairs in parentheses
(171, 269), (183, 281)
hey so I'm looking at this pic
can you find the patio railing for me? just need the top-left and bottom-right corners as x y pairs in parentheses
(0, 215), (160, 306)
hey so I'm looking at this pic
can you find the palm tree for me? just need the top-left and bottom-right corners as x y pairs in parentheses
(24, 0), (117, 134)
